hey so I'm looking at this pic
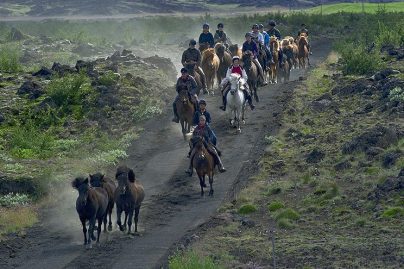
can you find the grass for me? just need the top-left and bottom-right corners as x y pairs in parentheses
(267, 200), (285, 212)
(238, 204), (257, 215)
(307, 2), (404, 14)
(0, 45), (22, 73)
(382, 207), (404, 218)
(0, 207), (37, 236)
(169, 250), (223, 269)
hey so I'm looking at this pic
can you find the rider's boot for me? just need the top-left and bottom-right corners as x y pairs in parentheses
(209, 146), (226, 173)
(172, 102), (179, 123)
(243, 90), (255, 110)
(219, 95), (227, 111)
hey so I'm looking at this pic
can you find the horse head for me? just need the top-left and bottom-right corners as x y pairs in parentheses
(202, 48), (215, 61)
(89, 172), (104, 188)
(115, 165), (133, 196)
(229, 73), (241, 95)
(298, 35), (308, 46)
(72, 177), (90, 207)
(215, 42), (225, 56)
(242, 51), (253, 71)
(178, 88), (189, 104)
(193, 135), (205, 150)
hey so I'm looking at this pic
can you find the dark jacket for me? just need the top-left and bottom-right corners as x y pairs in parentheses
(198, 32), (215, 48)
(214, 30), (228, 44)
(176, 75), (198, 95)
(193, 124), (217, 146)
(242, 40), (259, 57)
(193, 110), (211, 126)
(267, 28), (282, 40)
(181, 48), (202, 66)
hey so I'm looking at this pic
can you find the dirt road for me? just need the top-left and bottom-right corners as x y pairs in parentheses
(0, 42), (330, 269)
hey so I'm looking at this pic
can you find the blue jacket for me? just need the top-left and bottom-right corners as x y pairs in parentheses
(198, 32), (215, 48)
(193, 110), (211, 126)
(193, 124), (217, 146)
(242, 40), (259, 58)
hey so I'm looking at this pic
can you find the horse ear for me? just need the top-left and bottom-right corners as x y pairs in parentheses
(101, 174), (105, 180)
(89, 174), (93, 179)
(84, 178), (89, 184)
(71, 178), (78, 189)
(128, 169), (136, 182)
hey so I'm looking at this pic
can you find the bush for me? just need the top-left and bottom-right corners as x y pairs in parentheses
(274, 208), (300, 221)
(382, 207), (404, 218)
(0, 45), (22, 73)
(277, 218), (295, 229)
(238, 204), (257, 215)
(268, 201), (285, 212)
(0, 193), (31, 207)
(375, 22), (403, 48)
(169, 250), (223, 269)
(98, 71), (120, 87)
(389, 87), (404, 102)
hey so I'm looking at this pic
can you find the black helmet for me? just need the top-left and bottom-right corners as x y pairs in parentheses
(180, 67), (188, 73)
(245, 32), (252, 38)
(301, 23), (306, 27)
(203, 23), (209, 29)
(268, 20), (276, 26)
(217, 23), (224, 28)
(189, 39), (197, 46)
(258, 24), (264, 29)
(252, 23), (259, 29)
(199, 99), (207, 105)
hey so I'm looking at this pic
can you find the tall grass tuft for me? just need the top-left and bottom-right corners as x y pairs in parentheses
(0, 45), (22, 73)
(169, 250), (223, 269)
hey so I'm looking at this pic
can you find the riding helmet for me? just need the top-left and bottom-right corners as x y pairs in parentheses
(268, 20), (276, 26)
(245, 32), (252, 37)
(217, 23), (224, 28)
(199, 99), (207, 105)
(232, 56), (240, 62)
(258, 24), (264, 29)
(252, 23), (259, 29)
(189, 39), (197, 46)
(203, 23), (209, 29)
(180, 67), (188, 73)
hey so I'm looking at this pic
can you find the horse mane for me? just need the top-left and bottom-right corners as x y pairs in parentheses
(230, 72), (241, 80)
(281, 39), (290, 48)
(72, 176), (88, 189)
(128, 168), (136, 183)
(202, 48), (216, 61)
(242, 50), (253, 60)
(215, 44), (225, 57)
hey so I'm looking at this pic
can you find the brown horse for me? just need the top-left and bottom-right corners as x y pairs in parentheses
(199, 43), (210, 53)
(242, 51), (259, 102)
(176, 87), (195, 139)
(185, 63), (202, 96)
(215, 43), (232, 89)
(72, 177), (109, 248)
(285, 36), (299, 69)
(298, 34), (309, 69)
(89, 173), (116, 232)
(192, 136), (215, 196)
(201, 48), (220, 95)
(114, 165), (145, 234)
(229, 44), (242, 58)
(278, 58), (290, 83)
(269, 36), (280, 84)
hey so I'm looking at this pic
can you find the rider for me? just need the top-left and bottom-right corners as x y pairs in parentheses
(219, 56), (255, 111)
(297, 23), (312, 55)
(181, 39), (208, 93)
(198, 23), (215, 48)
(193, 99), (212, 126)
(214, 23), (230, 47)
(172, 68), (199, 123)
(186, 115), (226, 176)
(266, 20), (284, 67)
(258, 23), (274, 65)
(242, 32), (266, 86)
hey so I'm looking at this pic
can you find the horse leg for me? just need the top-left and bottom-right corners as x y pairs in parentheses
(103, 211), (107, 232)
(123, 211), (128, 231)
(117, 206), (124, 231)
(97, 217), (103, 243)
(181, 120), (186, 140)
(108, 204), (113, 231)
(199, 175), (205, 196)
(127, 208), (134, 234)
(208, 173), (214, 196)
(134, 207), (140, 233)
(80, 217), (87, 245)
(237, 110), (241, 133)
(88, 217), (96, 248)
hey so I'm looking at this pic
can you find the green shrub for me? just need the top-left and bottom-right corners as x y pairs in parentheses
(389, 87), (404, 102)
(277, 218), (295, 229)
(268, 201), (285, 212)
(375, 22), (403, 48)
(98, 71), (120, 87)
(132, 97), (163, 122)
(0, 45), (22, 73)
(0, 193), (31, 207)
(238, 204), (257, 215)
(382, 207), (404, 218)
(169, 250), (223, 269)
(275, 208), (300, 221)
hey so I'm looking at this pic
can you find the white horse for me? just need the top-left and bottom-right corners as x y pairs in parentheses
(226, 73), (246, 133)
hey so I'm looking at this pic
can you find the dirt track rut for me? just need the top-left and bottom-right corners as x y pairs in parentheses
(0, 42), (330, 269)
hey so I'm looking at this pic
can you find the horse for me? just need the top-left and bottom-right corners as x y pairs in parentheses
(185, 63), (202, 96)
(297, 34), (310, 69)
(192, 136), (215, 196)
(201, 48), (220, 95)
(226, 73), (246, 133)
(89, 173), (116, 232)
(176, 87), (195, 139)
(285, 36), (299, 69)
(278, 57), (290, 83)
(72, 177), (109, 248)
(241, 51), (259, 102)
(269, 36), (280, 84)
(257, 43), (269, 84)
(114, 165), (145, 234)
(199, 42), (210, 54)
(214, 43), (232, 90)
(229, 44), (242, 58)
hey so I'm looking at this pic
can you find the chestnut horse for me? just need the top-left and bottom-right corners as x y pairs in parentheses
(242, 51), (259, 102)
(114, 165), (145, 234)
(285, 36), (299, 69)
(229, 44), (242, 58)
(199, 43), (210, 54)
(269, 36), (280, 84)
(215, 43), (232, 89)
(176, 87), (195, 139)
(201, 48), (220, 95)
(192, 136), (215, 196)
(72, 177), (108, 248)
(297, 34), (309, 69)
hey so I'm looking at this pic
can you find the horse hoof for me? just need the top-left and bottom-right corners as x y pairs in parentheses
(108, 225), (113, 232)
(209, 190), (214, 196)
(242, 120), (246, 124)
(238, 129), (241, 133)
(86, 243), (92, 250)
(91, 235), (96, 241)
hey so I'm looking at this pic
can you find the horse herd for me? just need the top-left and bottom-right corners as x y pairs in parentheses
(72, 165), (144, 248)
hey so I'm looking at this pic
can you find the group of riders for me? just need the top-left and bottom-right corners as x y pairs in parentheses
(173, 20), (311, 176)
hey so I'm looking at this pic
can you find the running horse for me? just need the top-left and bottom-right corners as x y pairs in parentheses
(297, 33), (310, 69)
(201, 48), (220, 95)
(228, 44), (242, 58)
(269, 36), (280, 84)
(176, 86), (195, 139)
(241, 51), (259, 102)
(192, 136), (215, 196)
(226, 73), (246, 133)
(215, 42), (232, 91)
